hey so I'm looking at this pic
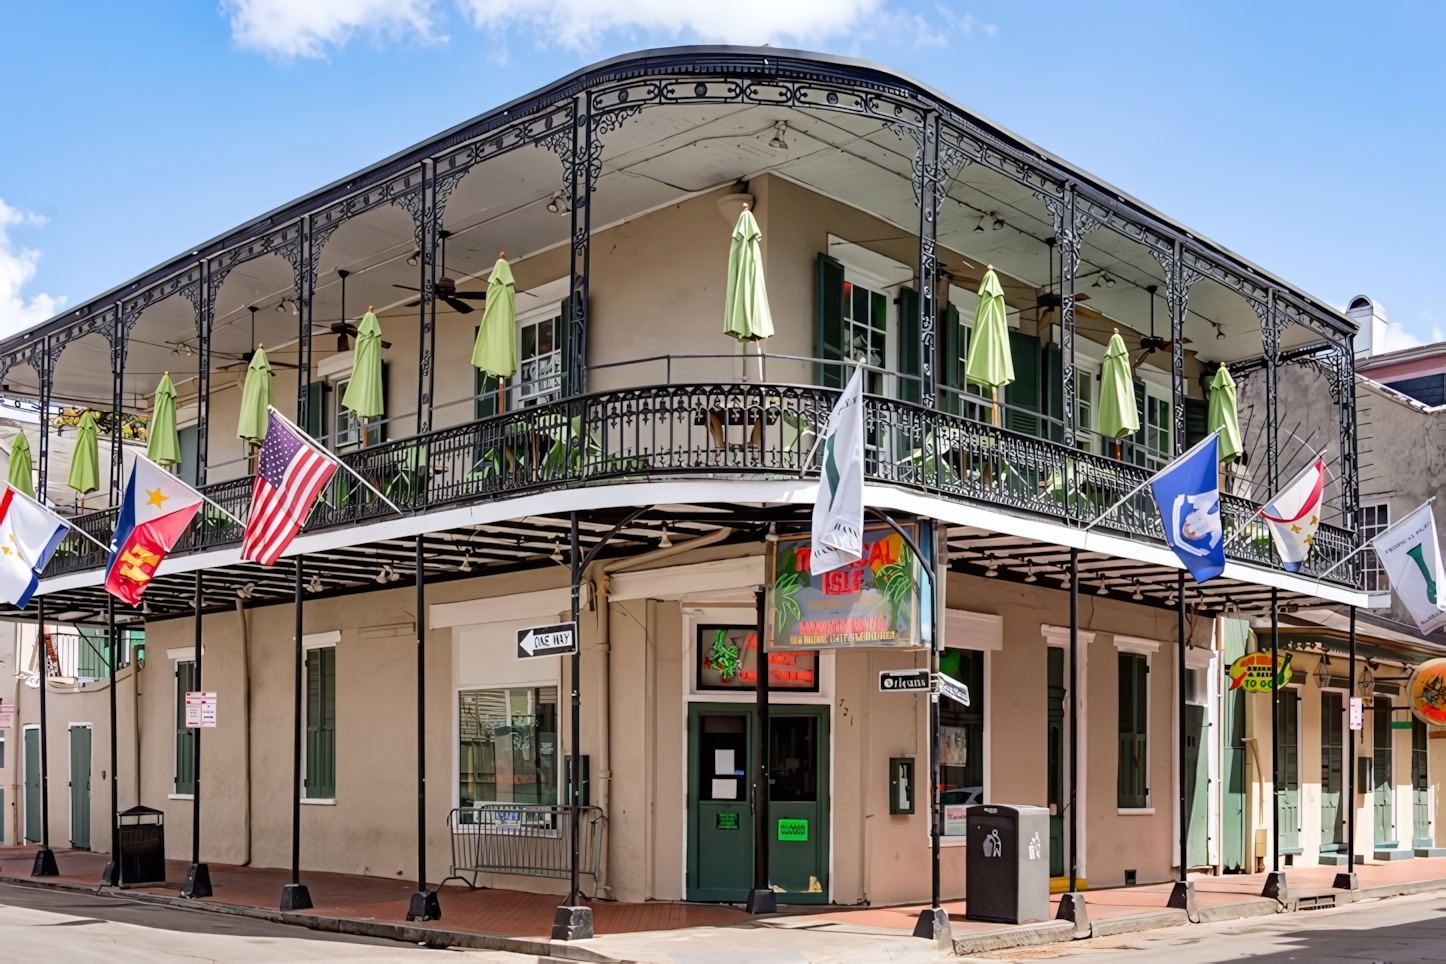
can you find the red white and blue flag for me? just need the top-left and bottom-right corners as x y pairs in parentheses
(104, 456), (205, 605)
(1260, 456), (1326, 573)
(241, 410), (339, 566)
(0, 485), (68, 608)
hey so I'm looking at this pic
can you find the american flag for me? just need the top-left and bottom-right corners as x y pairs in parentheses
(241, 412), (339, 566)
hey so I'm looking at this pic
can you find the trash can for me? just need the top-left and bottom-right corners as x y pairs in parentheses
(117, 805), (166, 886)
(964, 803), (1049, 924)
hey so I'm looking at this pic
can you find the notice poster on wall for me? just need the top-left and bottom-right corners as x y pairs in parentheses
(184, 691), (217, 728)
(943, 804), (968, 837)
(769, 525), (926, 651)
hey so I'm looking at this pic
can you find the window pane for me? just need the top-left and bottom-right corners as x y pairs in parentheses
(459, 686), (558, 806)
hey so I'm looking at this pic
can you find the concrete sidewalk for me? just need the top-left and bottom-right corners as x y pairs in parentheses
(3, 844), (1446, 961)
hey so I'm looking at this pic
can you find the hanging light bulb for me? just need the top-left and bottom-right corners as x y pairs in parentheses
(974, 215), (986, 234)
(1097, 580), (1109, 596)
(458, 553), (473, 573)
(1313, 654), (1331, 690)
(992, 214), (1005, 231)
(389, 565), (400, 582)
(1104, 275), (1116, 288)
(658, 527), (672, 549)
(1024, 563), (1037, 583)
(307, 574), (323, 593)
(984, 556), (999, 577)
(275, 299), (287, 313)
(1215, 324), (1226, 340)
(407, 250), (420, 266)
(375, 565), (391, 584)
(1131, 581), (1144, 601)
(551, 541), (563, 564)
(769, 121), (789, 150)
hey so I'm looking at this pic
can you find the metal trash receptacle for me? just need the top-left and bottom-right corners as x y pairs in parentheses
(117, 805), (166, 886)
(964, 803), (1049, 923)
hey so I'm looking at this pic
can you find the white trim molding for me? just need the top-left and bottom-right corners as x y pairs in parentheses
(1113, 634), (1162, 655)
(303, 631), (341, 649)
(430, 586), (579, 629)
(1184, 646), (1216, 671)
(1041, 625), (1097, 647)
(947, 610), (1003, 651)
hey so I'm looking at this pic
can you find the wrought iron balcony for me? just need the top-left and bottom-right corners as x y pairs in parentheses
(41, 382), (1358, 589)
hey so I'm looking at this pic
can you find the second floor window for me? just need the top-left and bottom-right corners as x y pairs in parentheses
(1361, 503), (1390, 591)
(844, 280), (887, 395)
(333, 377), (383, 452)
(517, 312), (563, 407)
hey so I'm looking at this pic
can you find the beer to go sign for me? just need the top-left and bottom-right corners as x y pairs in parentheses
(1227, 652), (1293, 692)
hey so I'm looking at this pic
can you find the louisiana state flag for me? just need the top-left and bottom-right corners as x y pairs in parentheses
(104, 456), (204, 605)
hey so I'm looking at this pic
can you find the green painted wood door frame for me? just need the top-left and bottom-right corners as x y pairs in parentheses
(69, 725), (91, 851)
(23, 728), (40, 844)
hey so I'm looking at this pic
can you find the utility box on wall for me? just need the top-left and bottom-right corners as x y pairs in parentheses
(888, 757), (915, 815)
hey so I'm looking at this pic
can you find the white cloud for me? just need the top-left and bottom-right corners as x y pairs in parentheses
(224, 0), (442, 58)
(0, 200), (65, 339)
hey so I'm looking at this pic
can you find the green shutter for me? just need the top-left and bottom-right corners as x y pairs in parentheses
(1184, 397), (1208, 450)
(370, 361), (389, 445)
(175, 660), (197, 795)
(177, 426), (199, 486)
(941, 303), (962, 413)
(815, 253), (845, 387)
(897, 286), (920, 403)
(1004, 331), (1040, 437)
(306, 648), (337, 799)
(305, 381), (327, 440)
(1042, 345), (1063, 443)
(1117, 653), (1148, 808)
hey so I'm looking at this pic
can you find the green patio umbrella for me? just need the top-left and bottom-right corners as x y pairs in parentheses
(8, 430), (33, 498)
(1097, 331), (1140, 439)
(964, 266), (1013, 423)
(68, 410), (100, 496)
(147, 372), (181, 466)
(724, 206), (774, 353)
(471, 258), (516, 380)
(1208, 365), (1242, 462)
(342, 309), (385, 428)
(237, 346), (273, 445)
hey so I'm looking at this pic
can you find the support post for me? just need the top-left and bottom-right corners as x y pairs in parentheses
(1169, 571), (1198, 919)
(746, 584), (775, 914)
(416, 160), (438, 436)
(31, 596), (57, 876)
(182, 570), (212, 898)
(915, 112), (939, 407)
(281, 556), (312, 911)
(1335, 607), (1360, 890)
(1263, 586), (1286, 901)
(1068, 548), (1078, 891)
(196, 259), (211, 488)
(407, 534), (440, 921)
(101, 596), (120, 886)
(565, 98), (593, 397)
(552, 512), (592, 940)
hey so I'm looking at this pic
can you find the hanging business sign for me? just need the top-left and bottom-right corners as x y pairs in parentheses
(770, 526), (925, 651)
(1227, 652), (1292, 693)
(1408, 658), (1446, 725)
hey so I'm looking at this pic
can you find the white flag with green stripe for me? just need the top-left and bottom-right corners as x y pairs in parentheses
(1372, 501), (1446, 635)
(811, 366), (865, 575)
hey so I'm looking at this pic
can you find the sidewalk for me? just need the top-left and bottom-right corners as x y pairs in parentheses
(3, 844), (1446, 961)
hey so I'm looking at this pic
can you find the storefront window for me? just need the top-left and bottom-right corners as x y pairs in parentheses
(458, 686), (558, 806)
(697, 625), (818, 692)
(939, 648), (985, 834)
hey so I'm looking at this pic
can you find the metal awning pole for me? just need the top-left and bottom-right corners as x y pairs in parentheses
(746, 585), (774, 914)
(281, 556), (312, 911)
(407, 534), (439, 921)
(1069, 549), (1079, 893)
(31, 596), (57, 876)
(182, 570), (212, 898)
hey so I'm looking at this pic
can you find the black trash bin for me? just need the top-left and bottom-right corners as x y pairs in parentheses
(117, 805), (166, 886)
(964, 804), (1049, 924)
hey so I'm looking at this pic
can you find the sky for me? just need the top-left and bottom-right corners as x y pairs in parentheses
(1, 1), (1443, 348)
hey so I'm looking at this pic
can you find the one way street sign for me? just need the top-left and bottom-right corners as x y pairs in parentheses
(517, 622), (578, 659)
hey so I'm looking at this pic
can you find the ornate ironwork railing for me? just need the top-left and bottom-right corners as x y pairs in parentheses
(41, 383), (1359, 588)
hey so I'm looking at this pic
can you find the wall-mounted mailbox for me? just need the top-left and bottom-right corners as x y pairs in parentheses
(889, 757), (915, 815)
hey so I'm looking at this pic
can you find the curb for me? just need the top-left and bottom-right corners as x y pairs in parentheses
(1088, 909), (1189, 938)
(951, 919), (1074, 955)
(1195, 898), (1279, 923)
(1359, 878), (1446, 901)
(0, 874), (620, 963)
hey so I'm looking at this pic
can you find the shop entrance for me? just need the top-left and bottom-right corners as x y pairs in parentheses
(686, 703), (829, 903)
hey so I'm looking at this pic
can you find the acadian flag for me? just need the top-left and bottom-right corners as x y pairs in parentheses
(811, 365), (866, 576)
(104, 456), (204, 605)
(1260, 456), (1326, 573)
(1372, 502), (1446, 635)
(0, 485), (68, 608)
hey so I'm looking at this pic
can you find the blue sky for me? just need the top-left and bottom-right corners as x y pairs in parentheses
(1, 1), (1442, 347)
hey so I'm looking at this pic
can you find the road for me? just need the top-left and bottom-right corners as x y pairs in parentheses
(0, 882), (530, 964)
(975, 890), (1446, 963)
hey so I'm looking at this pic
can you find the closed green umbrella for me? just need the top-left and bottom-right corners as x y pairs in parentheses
(1208, 365), (1242, 462)
(68, 410), (100, 496)
(965, 266), (1013, 424)
(342, 309), (385, 421)
(8, 430), (33, 498)
(237, 346), (273, 445)
(724, 206), (774, 347)
(147, 372), (181, 466)
(1097, 331), (1141, 439)
(471, 259), (517, 379)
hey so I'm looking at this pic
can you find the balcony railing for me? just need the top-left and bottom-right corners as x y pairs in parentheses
(41, 382), (1358, 588)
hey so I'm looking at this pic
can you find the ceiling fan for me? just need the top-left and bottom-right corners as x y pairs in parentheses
(1132, 285), (1190, 369)
(318, 269), (391, 352)
(227, 305), (299, 369)
(391, 230), (487, 314)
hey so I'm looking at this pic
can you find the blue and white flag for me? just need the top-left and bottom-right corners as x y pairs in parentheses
(1149, 433), (1225, 583)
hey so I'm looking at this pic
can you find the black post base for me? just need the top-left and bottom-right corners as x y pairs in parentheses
(181, 863), (212, 899)
(100, 860), (120, 887)
(407, 889), (441, 922)
(280, 883), (313, 912)
(912, 906), (951, 946)
(30, 848), (58, 877)
(745, 888), (776, 915)
(1262, 870), (1289, 903)
(1333, 871), (1360, 891)
(1167, 880), (1199, 923)
(550, 904), (593, 941)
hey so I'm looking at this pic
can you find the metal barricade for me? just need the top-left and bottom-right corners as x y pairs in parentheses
(449, 805), (606, 896)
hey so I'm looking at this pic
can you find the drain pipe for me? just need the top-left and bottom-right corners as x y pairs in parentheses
(585, 526), (735, 898)
(236, 599), (252, 866)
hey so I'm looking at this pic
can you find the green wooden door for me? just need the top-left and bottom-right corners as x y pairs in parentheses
(1184, 703), (1209, 868)
(69, 725), (90, 851)
(1412, 718), (1430, 848)
(1276, 688), (1300, 853)
(1374, 704), (1395, 845)
(767, 707), (829, 903)
(1321, 692), (1346, 853)
(24, 728), (40, 844)
(1220, 621), (1250, 872)
(1046, 648), (1065, 877)
(687, 707), (754, 902)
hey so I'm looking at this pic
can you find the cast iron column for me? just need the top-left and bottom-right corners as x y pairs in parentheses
(1335, 607), (1359, 890)
(407, 534), (440, 920)
(416, 160), (438, 436)
(281, 556), (312, 911)
(31, 596), (57, 876)
(1068, 548), (1079, 891)
(1271, 589), (1280, 875)
(552, 511), (592, 940)
(1177, 571), (1188, 882)
(182, 571), (212, 897)
(102, 597), (120, 885)
(747, 585), (774, 914)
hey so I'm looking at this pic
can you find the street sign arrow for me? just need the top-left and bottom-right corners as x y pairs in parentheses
(517, 622), (578, 659)
(934, 672), (970, 707)
(879, 668), (931, 693)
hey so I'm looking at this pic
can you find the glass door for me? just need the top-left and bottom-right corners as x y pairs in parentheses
(687, 708), (754, 902)
(1413, 717), (1430, 849)
(1321, 692), (1346, 854)
(1374, 703), (1395, 845)
(1276, 688), (1300, 855)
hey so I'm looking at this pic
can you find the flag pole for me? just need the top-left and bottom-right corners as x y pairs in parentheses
(266, 406), (406, 517)
(1081, 430), (1221, 534)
